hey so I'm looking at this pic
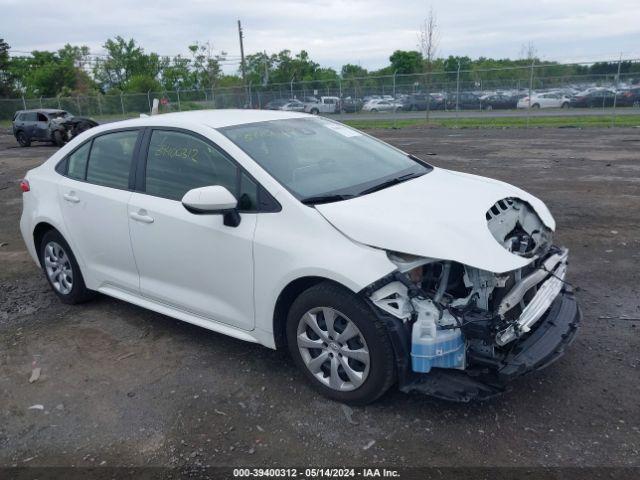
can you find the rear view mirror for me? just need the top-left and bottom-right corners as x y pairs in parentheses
(181, 186), (241, 226)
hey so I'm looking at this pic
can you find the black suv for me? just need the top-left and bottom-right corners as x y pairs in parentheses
(12, 109), (97, 147)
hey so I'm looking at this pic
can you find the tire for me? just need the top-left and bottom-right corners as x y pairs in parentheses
(561, 102), (569, 109)
(486, 104), (493, 111)
(286, 282), (396, 405)
(531, 103), (540, 109)
(310, 108), (319, 115)
(52, 130), (65, 147)
(633, 101), (639, 108)
(39, 230), (95, 304)
(16, 131), (30, 147)
(371, 108), (378, 113)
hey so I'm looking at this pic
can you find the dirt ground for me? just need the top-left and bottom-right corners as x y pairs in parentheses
(0, 126), (638, 472)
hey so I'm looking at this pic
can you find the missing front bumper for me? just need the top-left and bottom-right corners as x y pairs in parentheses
(397, 287), (581, 402)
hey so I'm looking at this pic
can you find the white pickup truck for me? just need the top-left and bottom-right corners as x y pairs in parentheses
(304, 96), (341, 114)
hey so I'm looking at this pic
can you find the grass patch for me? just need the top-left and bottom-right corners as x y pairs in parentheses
(343, 115), (640, 130)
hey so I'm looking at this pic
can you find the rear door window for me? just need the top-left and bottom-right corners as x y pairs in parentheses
(144, 130), (238, 201)
(86, 130), (138, 189)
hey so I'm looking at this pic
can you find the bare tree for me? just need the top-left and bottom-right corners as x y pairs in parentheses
(520, 41), (538, 61)
(418, 6), (439, 121)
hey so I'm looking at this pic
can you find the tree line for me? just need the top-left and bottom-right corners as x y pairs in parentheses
(1, 36), (638, 98)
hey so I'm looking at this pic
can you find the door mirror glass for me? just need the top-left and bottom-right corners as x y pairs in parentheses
(182, 185), (238, 213)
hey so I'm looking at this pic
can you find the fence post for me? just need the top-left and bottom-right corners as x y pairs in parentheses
(456, 61), (461, 127)
(527, 60), (535, 129)
(612, 53), (622, 128)
(211, 87), (215, 109)
(57, 96), (61, 109)
(76, 96), (81, 115)
(147, 90), (152, 114)
(120, 92), (125, 117)
(290, 76), (294, 99)
(39, 96), (43, 108)
(176, 88), (181, 111)
(97, 94), (103, 116)
(21, 96), (26, 109)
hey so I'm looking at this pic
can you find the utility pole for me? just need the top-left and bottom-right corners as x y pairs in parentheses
(238, 20), (248, 107)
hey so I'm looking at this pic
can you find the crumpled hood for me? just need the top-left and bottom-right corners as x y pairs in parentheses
(315, 167), (555, 273)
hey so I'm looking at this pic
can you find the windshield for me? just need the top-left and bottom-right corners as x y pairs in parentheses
(220, 117), (430, 202)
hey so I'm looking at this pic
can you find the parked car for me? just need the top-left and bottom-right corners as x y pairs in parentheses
(12, 109), (98, 147)
(340, 97), (363, 113)
(280, 100), (306, 112)
(517, 92), (571, 109)
(265, 99), (303, 110)
(362, 99), (401, 112)
(481, 94), (517, 110)
(400, 94), (431, 111)
(569, 89), (617, 108)
(19, 110), (580, 404)
(617, 87), (640, 107)
(304, 96), (341, 115)
(445, 92), (481, 110)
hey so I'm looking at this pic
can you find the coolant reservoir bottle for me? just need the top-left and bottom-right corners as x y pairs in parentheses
(410, 299), (465, 373)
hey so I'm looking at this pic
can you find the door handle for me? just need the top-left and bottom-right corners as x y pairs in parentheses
(130, 211), (154, 224)
(63, 192), (80, 203)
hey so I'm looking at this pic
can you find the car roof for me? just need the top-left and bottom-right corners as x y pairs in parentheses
(101, 109), (309, 130)
(16, 109), (68, 114)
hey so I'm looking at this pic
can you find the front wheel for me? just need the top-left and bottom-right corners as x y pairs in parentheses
(53, 130), (65, 147)
(286, 282), (396, 405)
(561, 102), (569, 109)
(310, 108), (319, 115)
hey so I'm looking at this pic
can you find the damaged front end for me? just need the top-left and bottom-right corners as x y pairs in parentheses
(362, 198), (581, 402)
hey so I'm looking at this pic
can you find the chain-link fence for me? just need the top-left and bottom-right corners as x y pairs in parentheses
(2, 58), (639, 125)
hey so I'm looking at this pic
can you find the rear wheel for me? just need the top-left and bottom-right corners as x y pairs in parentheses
(310, 108), (319, 115)
(286, 282), (396, 405)
(39, 230), (95, 304)
(371, 108), (378, 113)
(16, 131), (30, 147)
(532, 103), (541, 109)
(561, 102), (569, 109)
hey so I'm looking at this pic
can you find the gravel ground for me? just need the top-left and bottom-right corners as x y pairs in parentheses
(0, 126), (638, 472)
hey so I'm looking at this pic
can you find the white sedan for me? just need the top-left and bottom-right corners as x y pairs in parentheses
(517, 92), (571, 109)
(361, 99), (401, 112)
(19, 110), (580, 404)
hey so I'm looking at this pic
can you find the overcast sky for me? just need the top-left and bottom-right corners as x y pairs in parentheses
(3, 0), (640, 73)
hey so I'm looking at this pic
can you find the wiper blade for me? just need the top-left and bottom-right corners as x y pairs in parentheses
(301, 194), (355, 205)
(358, 172), (423, 196)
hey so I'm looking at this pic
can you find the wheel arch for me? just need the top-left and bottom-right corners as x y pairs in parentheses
(272, 276), (353, 349)
(33, 221), (59, 265)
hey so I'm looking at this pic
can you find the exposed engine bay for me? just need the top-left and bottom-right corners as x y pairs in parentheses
(367, 197), (576, 399)
(49, 115), (98, 146)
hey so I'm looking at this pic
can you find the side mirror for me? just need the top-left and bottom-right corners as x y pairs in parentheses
(181, 186), (241, 227)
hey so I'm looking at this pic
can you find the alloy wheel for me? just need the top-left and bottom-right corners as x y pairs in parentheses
(44, 241), (73, 295)
(296, 307), (370, 392)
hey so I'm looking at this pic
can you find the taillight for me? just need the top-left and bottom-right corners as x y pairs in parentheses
(20, 179), (30, 192)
